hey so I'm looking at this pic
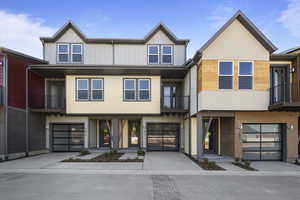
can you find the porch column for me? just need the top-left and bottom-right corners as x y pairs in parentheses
(196, 113), (204, 160)
(111, 118), (119, 150)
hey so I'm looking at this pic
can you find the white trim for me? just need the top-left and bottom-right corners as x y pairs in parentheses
(148, 45), (159, 64)
(124, 79), (136, 100)
(57, 43), (69, 63)
(71, 43), (83, 63)
(91, 79), (104, 100)
(218, 60), (234, 89)
(238, 61), (254, 90)
(76, 79), (89, 100)
(161, 45), (173, 64)
(138, 79), (150, 100)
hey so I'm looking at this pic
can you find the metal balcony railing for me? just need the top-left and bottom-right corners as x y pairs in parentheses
(161, 96), (189, 112)
(30, 94), (65, 110)
(270, 82), (300, 105)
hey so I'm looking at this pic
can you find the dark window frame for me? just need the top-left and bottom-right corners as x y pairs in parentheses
(238, 61), (253, 89)
(75, 78), (104, 101)
(218, 61), (234, 89)
(57, 43), (84, 64)
(123, 78), (151, 102)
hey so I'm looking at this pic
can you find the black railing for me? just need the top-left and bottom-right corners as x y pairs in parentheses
(30, 94), (65, 110)
(270, 82), (300, 105)
(161, 96), (189, 112)
(0, 85), (3, 105)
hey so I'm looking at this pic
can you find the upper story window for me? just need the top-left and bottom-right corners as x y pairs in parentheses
(71, 44), (83, 63)
(148, 45), (159, 64)
(57, 43), (83, 63)
(219, 61), (233, 89)
(76, 78), (103, 101)
(148, 45), (173, 65)
(124, 78), (151, 101)
(161, 45), (173, 64)
(57, 44), (69, 63)
(76, 79), (89, 100)
(239, 62), (253, 89)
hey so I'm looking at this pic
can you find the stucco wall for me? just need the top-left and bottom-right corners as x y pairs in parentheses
(234, 112), (299, 161)
(191, 117), (197, 155)
(66, 75), (161, 114)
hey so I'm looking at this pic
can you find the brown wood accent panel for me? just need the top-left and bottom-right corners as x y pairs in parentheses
(233, 60), (238, 89)
(197, 61), (202, 92)
(254, 61), (269, 90)
(199, 60), (218, 91)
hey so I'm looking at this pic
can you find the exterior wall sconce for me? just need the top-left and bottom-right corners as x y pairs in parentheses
(290, 67), (296, 73)
(287, 124), (294, 130)
(240, 124), (243, 130)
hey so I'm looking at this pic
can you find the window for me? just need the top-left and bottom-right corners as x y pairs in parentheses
(124, 78), (151, 101)
(161, 45), (173, 64)
(71, 44), (83, 63)
(124, 79), (136, 100)
(219, 61), (233, 89)
(239, 62), (253, 89)
(76, 79), (89, 100)
(148, 45), (159, 64)
(91, 79), (104, 100)
(57, 44), (69, 63)
(138, 79), (150, 100)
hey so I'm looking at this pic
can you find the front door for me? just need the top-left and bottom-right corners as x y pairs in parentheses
(128, 120), (140, 147)
(99, 120), (111, 147)
(162, 85), (177, 109)
(204, 119), (218, 154)
(47, 80), (65, 109)
(270, 67), (289, 103)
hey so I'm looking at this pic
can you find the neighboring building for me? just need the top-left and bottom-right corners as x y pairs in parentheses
(187, 11), (300, 162)
(0, 48), (48, 161)
(28, 22), (190, 153)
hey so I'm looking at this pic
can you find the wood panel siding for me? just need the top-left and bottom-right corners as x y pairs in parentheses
(254, 61), (269, 90)
(197, 60), (218, 92)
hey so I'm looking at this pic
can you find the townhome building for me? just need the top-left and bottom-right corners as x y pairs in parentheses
(28, 22), (190, 153)
(186, 11), (300, 162)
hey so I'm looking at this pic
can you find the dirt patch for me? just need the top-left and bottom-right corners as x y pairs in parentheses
(232, 162), (258, 171)
(62, 152), (143, 162)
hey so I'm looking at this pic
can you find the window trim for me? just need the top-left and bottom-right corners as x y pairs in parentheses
(147, 45), (160, 65)
(71, 43), (83, 63)
(161, 45), (173, 65)
(124, 79), (137, 101)
(138, 79), (151, 101)
(123, 78), (151, 102)
(218, 61), (234, 89)
(91, 78), (104, 101)
(238, 61), (254, 90)
(57, 43), (70, 63)
(76, 78), (89, 101)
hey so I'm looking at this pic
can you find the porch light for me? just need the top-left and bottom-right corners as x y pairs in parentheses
(290, 67), (296, 73)
(240, 124), (243, 130)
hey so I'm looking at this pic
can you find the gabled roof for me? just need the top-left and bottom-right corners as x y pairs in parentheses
(193, 10), (277, 61)
(40, 21), (189, 45)
(0, 47), (47, 63)
(280, 46), (300, 54)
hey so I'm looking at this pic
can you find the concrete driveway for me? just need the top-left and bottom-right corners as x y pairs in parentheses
(251, 161), (300, 171)
(143, 152), (201, 170)
(0, 153), (76, 169)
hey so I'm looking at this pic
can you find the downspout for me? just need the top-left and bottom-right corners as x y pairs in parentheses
(25, 66), (29, 156)
(188, 69), (191, 156)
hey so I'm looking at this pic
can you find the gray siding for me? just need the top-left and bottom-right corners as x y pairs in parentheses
(7, 107), (26, 154)
(0, 107), (4, 155)
(29, 112), (46, 151)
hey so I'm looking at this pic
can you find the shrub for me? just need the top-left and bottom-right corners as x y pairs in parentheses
(203, 158), (209, 164)
(79, 149), (90, 156)
(244, 161), (251, 167)
(208, 161), (216, 168)
(235, 157), (241, 163)
(137, 148), (145, 156)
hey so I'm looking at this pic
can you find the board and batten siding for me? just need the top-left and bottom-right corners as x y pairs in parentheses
(66, 75), (161, 114)
(44, 29), (186, 65)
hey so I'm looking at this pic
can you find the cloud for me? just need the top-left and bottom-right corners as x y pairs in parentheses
(0, 10), (56, 58)
(279, 0), (300, 38)
(208, 3), (236, 30)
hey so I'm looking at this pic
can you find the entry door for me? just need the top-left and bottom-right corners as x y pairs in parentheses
(204, 119), (218, 154)
(99, 120), (111, 147)
(162, 86), (177, 109)
(270, 67), (289, 103)
(128, 120), (140, 147)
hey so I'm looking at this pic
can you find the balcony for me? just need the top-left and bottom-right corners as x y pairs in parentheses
(30, 95), (66, 113)
(161, 96), (189, 113)
(269, 82), (300, 111)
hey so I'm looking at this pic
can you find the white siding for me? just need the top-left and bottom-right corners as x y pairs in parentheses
(84, 44), (113, 65)
(147, 30), (173, 44)
(114, 44), (146, 65)
(190, 65), (197, 115)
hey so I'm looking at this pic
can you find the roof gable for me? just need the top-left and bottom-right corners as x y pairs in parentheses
(193, 10), (277, 61)
(280, 46), (300, 54)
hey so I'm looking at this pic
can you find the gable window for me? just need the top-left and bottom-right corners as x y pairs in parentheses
(239, 62), (253, 89)
(138, 79), (150, 100)
(71, 44), (83, 63)
(161, 45), (173, 64)
(76, 79), (89, 100)
(124, 79), (136, 100)
(57, 44), (69, 63)
(91, 79), (104, 100)
(219, 61), (233, 89)
(148, 45), (159, 64)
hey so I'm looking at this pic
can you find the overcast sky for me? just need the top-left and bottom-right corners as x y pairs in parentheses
(0, 0), (299, 59)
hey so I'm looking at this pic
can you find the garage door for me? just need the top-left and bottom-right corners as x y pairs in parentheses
(242, 124), (283, 161)
(52, 124), (84, 152)
(147, 123), (180, 151)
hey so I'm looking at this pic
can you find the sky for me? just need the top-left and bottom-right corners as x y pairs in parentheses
(0, 0), (300, 59)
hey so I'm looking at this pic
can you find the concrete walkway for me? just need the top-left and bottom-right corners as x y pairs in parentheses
(143, 152), (201, 171)
(252, 161), (300, 171)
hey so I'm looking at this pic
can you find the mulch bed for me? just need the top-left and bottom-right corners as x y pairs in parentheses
(232, 162), (258, 171)
(197, 161), (225, 170)
(62, 152), (143, 162)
